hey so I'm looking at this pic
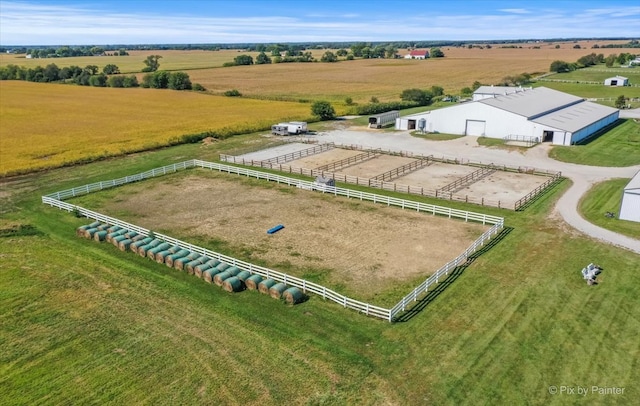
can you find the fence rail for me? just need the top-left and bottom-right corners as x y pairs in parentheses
(42, 159), (505, 322)
(503, 134), (541, 147)
(226, 143), (334, 166)
(315, 150), (379, 172)
(372, 157), (432, 182)
(514, 171), (563, 211)
(438, 166), (496, 194)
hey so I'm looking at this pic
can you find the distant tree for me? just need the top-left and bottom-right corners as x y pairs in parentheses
(555, 44), (561, 49)
(573, 44), (581, 49)
(255, 52), (272, 65)
(233, 54), (254, 65)
(102, 64), (120, 74)
(351, 42), (367, 57)
(344, 97), (353, 105)
(430, 47), (445, 57)
(224, 89), (242, 96)
(550, 60), (571, 72)
(107, 75), (125, 87)
(370, 96), (379, 103)
(84, 65), (99, 75)
(336, 48), (348, 57)
(460, 87), (473, 95)
(122, 75), (138, 88)
(168, 71), (192, 90)
(430, 85), (445, 97)
(88, 74), (107, 87)
(605, 54), (617, 67)
(43, 63), (60, 82)
(320, 51), (337, 62)
(311, 101), (336, 120)
(400, 88), (432, 105)
(346, 54), (354, 60)
(142, 55), (162, 72)
(192, 83), (206, 91)
(471, 81), (483, 91)
(615, 95), (627, 109)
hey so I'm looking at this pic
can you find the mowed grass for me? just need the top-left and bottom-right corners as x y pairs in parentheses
(579, 178), (640, 239)
(544, 66), (640, 82)
(533, 81), (640, 99)
(0, 81), (311, 176)
(1, 140), (639, 405)
(549, 119), (640, 166)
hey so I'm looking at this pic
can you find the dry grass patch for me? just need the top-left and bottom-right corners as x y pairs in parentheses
(0, 81), (310, 176)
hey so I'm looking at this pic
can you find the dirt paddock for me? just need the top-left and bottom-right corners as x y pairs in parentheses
(84, 171), (488, 301)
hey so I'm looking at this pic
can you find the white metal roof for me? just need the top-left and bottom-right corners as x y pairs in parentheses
(473, 86), (529, 96)
(531, 101), (619, 133)
(625, 170), (640, 191)
(606, 76), (628, 80)
(479, 87), (584, 119)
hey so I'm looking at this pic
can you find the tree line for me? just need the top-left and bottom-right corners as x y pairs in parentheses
(550, 52), (637, 73)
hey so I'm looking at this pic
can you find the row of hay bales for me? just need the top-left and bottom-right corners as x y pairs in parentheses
(76, 222), (307, 304)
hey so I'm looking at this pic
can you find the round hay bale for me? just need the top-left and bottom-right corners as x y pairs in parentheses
(96, 223), (111, 231)
(216, 263), (231, 272)
(93, 230), (108, 242)
(112, 234), (128, 247)
(245, 274), (263, 290)
(205, 259), (221, 268)
(76, 221), (100, 237)
(213, 271), (232, 286)
(155, 245), (180, 263)
(194, 263), (212, 278)
(283, 287), (306, 305)
(130, 237), (152, 253)
(146, 242), (171, 261)
(203, 268), (220, 283)
(236, 270), (251, 281)
(174, 253), (201, 271)
(106, 225), (121, 233)
(124, 231), (139, 239)
(185, 256), (208, 274)
(165, 250), (190, 267)
(223, 276), (244, 293)
(119, 239), (133, 251)
(269, 283), (288, 300)
(258, 279), (276, 294)
(83, 227), (99, 239)
(138, 239), (161, 256)
(106, 229), (127, 243)
(225, 266), (241, 277)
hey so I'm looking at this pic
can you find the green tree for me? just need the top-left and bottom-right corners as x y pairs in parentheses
(255, 52), (271, 65)
(605, 54), (617, 67)
(43, 63), (60, 82)
(122, 75), (138, 88)
(84, 65), (99, 75)
(320, 51), (337, 62)
(430, 85), (444, 97)
(168, 71), (192, 90)
(107, 75), (125, 88)
(344, 97), (353, 105)
(615, 95), (626, 109)
(233, 54), (254, 65)
(400, 88), (432, 105)
(311, 101), (336, 120)
(103, 64), (120, 74)
(336, 48), (348, 57)
(385, 45), (398, 59)
(370, 96), (379, 103)
(430, 47), (445, 57)
(550, 60), (570, 72)
(88, 74), (107, 87)
(142, 55), (162, 72)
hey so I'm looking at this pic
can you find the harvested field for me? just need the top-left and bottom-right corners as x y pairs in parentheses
(78, 171), (488, 301)
(288, 148), (363, 169)
(336, 155), (416, 178)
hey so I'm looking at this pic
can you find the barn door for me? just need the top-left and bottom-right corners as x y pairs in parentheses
(465, 120), (486, 136)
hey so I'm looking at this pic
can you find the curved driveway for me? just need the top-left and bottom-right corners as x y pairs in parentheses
(308, 127), (640, 254)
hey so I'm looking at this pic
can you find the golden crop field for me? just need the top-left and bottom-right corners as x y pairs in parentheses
(188, 45), (632, 102)
(0, 81), (310, 176)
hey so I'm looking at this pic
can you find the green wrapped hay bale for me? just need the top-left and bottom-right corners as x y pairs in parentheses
(245, 274), (263, 290)
(138, 239), (161, 256)
(225, 266), (241, 277)
(130, 237), (152, 253)
(213, 271), (232, 286)
(185, 256), (208, 274)
(269, 283), (288, 300)
(77, 221), (100, 237)
(205, 259), (221, 268)
(258, 279), (277, 295)
(203, 268), (220, 283)
(124, 231), (139, 239)
(283, 287), (306, 305)
(146, 242), (171, 261)
(106, 225), (122, 233)
(194, 263), (212, 278)
(174, 253), (201, 271)
(216, 263), (231, 272)
(119, 234), (144, 251)
(106, 229), (127, 243)
(96, 223), (111, 231)
(83, 227), (99, 239)
(223, 276), (244, 293)
(112, 234), (128, 247)
(155, 245), (180, 263)
(93, 230), (108, 242)
(165, 249), (190, 267)
(236, 270), (251, 281)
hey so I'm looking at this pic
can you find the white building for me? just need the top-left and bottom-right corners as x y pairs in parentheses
(619, 171), (640, 223)
(604, 76), (628, 86)
(472, 86), (531, 101)
(395, 87), (619, 146)
(404, 50), (429, 59)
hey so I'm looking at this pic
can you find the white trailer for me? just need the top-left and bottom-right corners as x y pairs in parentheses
(368, 110), (400, 128)
(277, 121), (308, 135)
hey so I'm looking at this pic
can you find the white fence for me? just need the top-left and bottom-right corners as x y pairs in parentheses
(42, 159), (504, 322)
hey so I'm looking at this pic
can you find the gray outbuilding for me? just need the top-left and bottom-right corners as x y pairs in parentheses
(604, 76), (628, 86)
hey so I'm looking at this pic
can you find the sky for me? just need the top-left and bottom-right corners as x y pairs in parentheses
(0, 0), (639, 46)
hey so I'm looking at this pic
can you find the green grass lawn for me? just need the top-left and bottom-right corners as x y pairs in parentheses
(544, 66), (640, 82)
(533, 81), (640, 99)
(549, 119), (640, 166)
(579, 178), (640, 239)
(410, 131), (464, 141)
(1, 137), (639, 405)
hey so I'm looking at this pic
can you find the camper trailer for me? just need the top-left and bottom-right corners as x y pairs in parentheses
(273, 121), (308, 135)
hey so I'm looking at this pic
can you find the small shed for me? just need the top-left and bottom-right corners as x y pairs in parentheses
(619, 171), (640, 222)
(604, 76), (628, 86)
(404, 50), (429, 59)
(368, 110), (400, 128)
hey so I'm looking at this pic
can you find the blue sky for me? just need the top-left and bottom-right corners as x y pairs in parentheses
(1, 0), (639, 45)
